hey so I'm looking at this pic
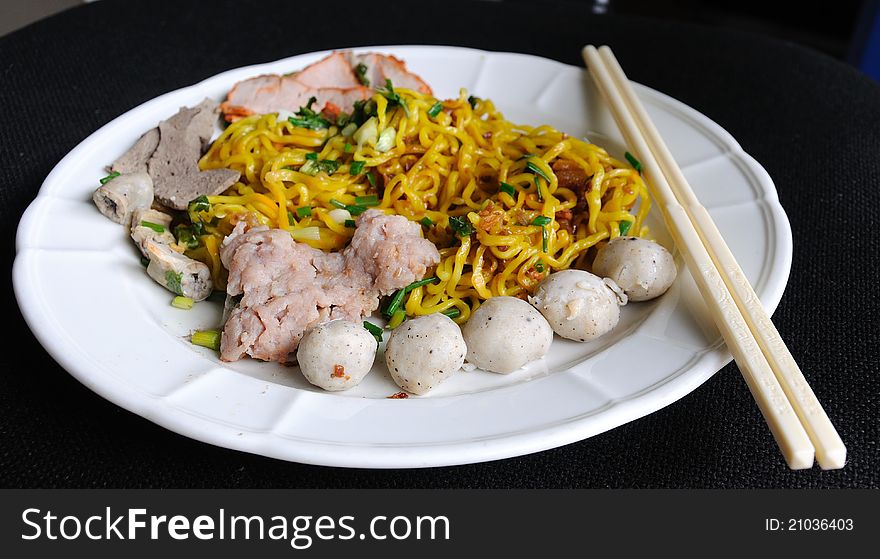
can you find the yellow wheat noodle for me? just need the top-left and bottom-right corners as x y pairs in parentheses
(196, 87), (650, 322)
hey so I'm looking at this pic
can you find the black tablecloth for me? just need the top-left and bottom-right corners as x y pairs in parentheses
(1, 0), (877, 488)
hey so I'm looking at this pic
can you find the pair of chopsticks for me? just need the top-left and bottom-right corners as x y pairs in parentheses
(582, 45), (845, 470)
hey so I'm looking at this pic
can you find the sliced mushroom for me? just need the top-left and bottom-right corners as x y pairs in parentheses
(143, 239), (212, 301)
(130, 207), (175, 256)
(91, 172), (154, 225)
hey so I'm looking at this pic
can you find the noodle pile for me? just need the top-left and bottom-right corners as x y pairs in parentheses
(192, 87), (650, 322)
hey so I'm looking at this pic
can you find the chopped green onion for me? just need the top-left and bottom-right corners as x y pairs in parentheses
(165, 270), (183, 295)
(305, 152), (318, 161)
(288, 97), (330, 130)
(191, 330), (221, 351)
(341, 122), (357, 137)
(140, 220), (166, 233)
(468, 95), (479, 108)
(344, 142), (353, 153)
(375, 127), (396, 152)
(171, 296), (194, 310)
(535, 262), (545, 272)
(354, 63), (370, 87)
(534, 176), (544, 201)
(350, 160), (366, 175)
(449, 215), (474, 237)
(296, 206), (312, 218)
(420, 216), (433, 227)
(383, 289), (407, 319)
(352, 99), (378, 126)
(378, 79), (408, 115)
(404, 276), (440, 292)
(336, 112), (351, 127)
(344, 219), (356, 228)
(531, 216), (552, 227)
(99, 171), (120, 185)
(428, 101), (443, 118)
(619, 219), (633, 236)
(188, 195), (211, 215)
(440, 308), (461, 319)
(290, 226), (321, 241)
(625, 151), (642, 173)
(363, 321), (383, 343)
(525, 159), (551, 183)
(499, 182), (517, 197)
(174, 224), (199, 249)
(541, 226), (548, 253)
(330, 198), (367, 215)
(383, 276), (439, 317)
(366, 172), (377, 188)
(354, 194), (378, 206)
(299, 160), (318, 175)
(388, 308), (407, 329)
(318, 159), (340, 174)
(287, 210), (296, 223)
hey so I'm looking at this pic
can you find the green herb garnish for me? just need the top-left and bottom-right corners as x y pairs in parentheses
(428, 101), (443, 118)
(363, 321), (383, 343)
(524, 159), (551, 183)
(383, 277), (439, 318)
(165, 270), (183, 295)
(420, 216), (433, 227)
(354, 63), (370, 87)
(350, 160), (366, 175)
(140, 220), (166, 233)
(301, 158), (340, 176)
(191, 330), (221, 351)
(499, 182), (517, 197)
(296, 206), (312, 218)
(171, 296), (194, 310)
(344, 219), (356, 228)
(449, 215), (474, 237)
(99, 171), (120, 185)
(531, 216), (552, 227)
(174, 225), (199, 250)
(354, 194), (377, 206)
(377, 79), (409, 116)
(625, 151), (642, 173)
(440, 308), (461, 319)
(388, 308), (407, 329)
(619, 219), (633, 236)
(288, 97), (330, 130)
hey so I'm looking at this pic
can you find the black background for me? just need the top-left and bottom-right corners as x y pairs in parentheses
(1, 0), (878, 488)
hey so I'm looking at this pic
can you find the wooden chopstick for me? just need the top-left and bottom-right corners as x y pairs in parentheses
(590, 46), (846, 470)
(582, 45), (818, 469)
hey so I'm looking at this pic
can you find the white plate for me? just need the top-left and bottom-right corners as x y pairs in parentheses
(13, 46), (792, 468)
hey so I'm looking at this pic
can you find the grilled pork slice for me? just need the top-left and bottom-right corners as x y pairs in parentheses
(219, 210), (440, 363)
(344, 52), (432, 94)
(220, 51), (432, 122)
